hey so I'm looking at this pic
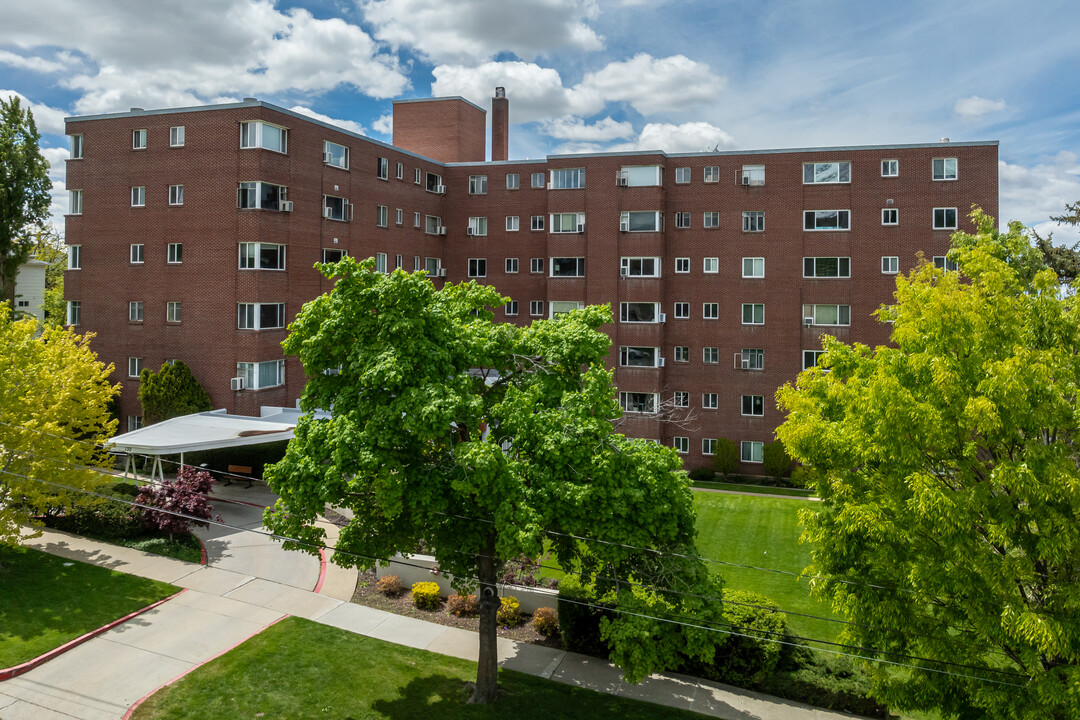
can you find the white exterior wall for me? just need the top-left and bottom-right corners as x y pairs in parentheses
(13, 260), (48, 325)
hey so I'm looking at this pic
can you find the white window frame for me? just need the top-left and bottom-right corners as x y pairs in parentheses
(550, 257), (585, 278)
(376, 205), (388, 227)
(396, 162), (403, 180)
(741, 395), (764, 417)
(803, 257), (851, 279)
(742, 257), (764, 278)
(933, 207), (958, 230)
(703, 303), (719, 320)
(238, 242), (286, 270)
(129, 301), (143, 322)
(742, 303), (765, 325)
(414, 212), (421, 228)
(675, 167), (691, 184)
(506, 173), (520, 190)
(703, 347), (719, 364)
(882, 208), (899, 225)
(674, 437), (689, 454)
(468, 217), (488, 236)
(237, 302), (286, 330)
(236, 360), (285, 390)
(704, 166), (720, 183)
(675, 212), (691, 229)
(166, 301), (182, 323)
(673, 392), (689, 408)
(322, 248), (346, 264)
(933, 157), (958, 181)
(239, 121), (287, 153)
(882, 256), (899, 274)
(741, 441), (764, 463)
(703, 257), (719, 274)
(803, 161), (850, 184)
(803, 350), (826, 370)
(702, 438), (716, 456)
(131, 186), (145, 207)
(933, 256), (959, 272)
(702, 393), (719, 410)
(550, 168), (586, 190)
(128, 357), (143, 378)
(703, 211), (720, 229)
(67, 245), (81, 270)
(468, 258), (487, 278)
(742, 211), (764, 233)
(505, 258), (519, 274)
(673, 302), (689, 319)
(132, 129), (146, 150)
(130, 244), (144, 264)
(168, 184), (183, 206)
(619, 302), (663, 323)
(803, 304), (851, 326)
(66, 300), (80, 326)
(69, 134), (83, 159)
(620, 257), (661, 278)
(619, 392), (659, 414)
(881, 159), (898, 177)
(530, 258), (544, 274)
(620, 210), (662, 232)
(529, 300), (545, 317)
(324, 141), (349, 169)
(531, 172), (545, 188)
(237, 181), (287, 211)
(506, 216), (519, 232)
(68, 189), (82, 215)
(414, 168), (422, 184)
(618, 165), (662, 187)
(741, 165), (765, 186)
(505, 300), (519, 317)
(376, 157), (389, 180)
(674, 346), (690, 363)
(741, 348), (764, 371)
(550, 212), (585, 234)
(675, 257), (690, 274)
(395, 208), (403, 225)
(804, 210), (851, 231)
(169, 126), (185, 147)
(619, 346), (661, 368)
(376, 253), (388, 274)
(468, 175), (488, 194)
(531, 215), (545, 231)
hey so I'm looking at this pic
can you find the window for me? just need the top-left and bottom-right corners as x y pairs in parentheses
(620, 257), (660, 278)
(620, 346), (660, 367)
(376, 253), (388, 274)
(70, 134), (83, 159)
(414, 212), (421, 228)
(803, 350), (826, 370)
(468, 217), (488, 236)
(674, 437), (689, 454)
(699, 437), (720, 456)
(550, 301), (585, 318)
(675, 167), (691, 184)
(803, 161), (850, 184)
(620, 211), (662, 232)
(933, 256), (959, 272)
(132, 129), (146, 149)
(130, 244), (144, 264)
(550, 257), (585, 277)
(236, 360), (285, 390)
(165, 126), (184, 148)
(675, 212), (691, 228)
(674, 346), (689, 362)
(67, 245), (81, 270)
(166, 301), (182, 323)
(506, 216), (519, 232)
(803, 304), (850, 326)
(882, 208), (899, 225)
(239, 242), (286, 270)
(376, 157), (389, 180)
(396, 162), (403, 180)
(703, 303), (719, 320)
(620, 302), (662, 323)
(68, 189), (82, 215)
(703, 212), (720, 229)
(673, 392), (689, 408)
(324, 141), (348, 169)
(395, 254), (402, 270)
(741, 395), (764, 416)
(128, 415), (143, 432)
(551, 212), (584, 233)
(530, 301), (544, 317)
(128, 357), (143, 377)
(741, 348), (764, 370)
(504, 258), (519, 274)
(933, 157), (957, 181)
(882, 256), (899, 274)
(237, 303), (286, 330)
(741, 441), (764, 463)
(505, 301), (519, 316)
(131, 186), (145, 207)
(619, 392), (658, 414)
(881, 159), (898, 177)
(675, 257), (690, 273)
(237, 181), (286, 211)
(468, 175), (488, 194)
(702, 393), (718, 410)
(530, 258), (544, 274)
(933, 207), (958, 230)
(803, 257), (851, 278)
(506, 173), (520, 190)
(742, 303), (764, 325)
(414, 168), (422, 184)
(703, 257), (718, 273)
(426, 172), (444, 192)
(168, 185), (183, 206)
(673, 302), (689, 319)
(704, 166), (720, 183)
(531, 172), (545, 188)
(703, 347), (719, 364)
(550, 168), (585, 189)
(395, 208), (403, 225)
(425, 257), (442, 276)
(66, 300), (80, 326)
(129, 301), (143, 322)
(742, 257), (764, 278)
(618, 166), (662, 187)
(414, 256), (421, 272)
(322, 249), (345, 263)
(468, 258), (487, 277)
(804, 210), (851, 231)
(531, 215), (545, 231)
(376, 205), (388, 227)
(741, 165), (765, 186)
(742, 211), (764, 232)
(240, 121), (287, 153)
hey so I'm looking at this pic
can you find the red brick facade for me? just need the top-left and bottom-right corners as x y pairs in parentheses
(391, 97), (487, 163)
(63, 98), (997, 472)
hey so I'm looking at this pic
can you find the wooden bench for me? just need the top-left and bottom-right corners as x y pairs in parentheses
(224, 464), (254, 488)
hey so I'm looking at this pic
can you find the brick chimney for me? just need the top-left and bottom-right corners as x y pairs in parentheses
(491, 87), (509, 162)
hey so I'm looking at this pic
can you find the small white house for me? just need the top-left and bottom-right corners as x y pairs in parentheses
(13, 258), (48, 325)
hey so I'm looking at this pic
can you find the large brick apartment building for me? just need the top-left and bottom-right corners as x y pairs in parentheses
(63, 90), (998, 471)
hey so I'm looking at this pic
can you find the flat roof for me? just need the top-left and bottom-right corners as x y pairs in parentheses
(392, 95), (486, 113)
(107, 407), (323, 455)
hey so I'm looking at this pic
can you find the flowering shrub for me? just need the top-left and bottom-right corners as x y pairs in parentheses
(497, 596), (521, 626)
(447, 593), (479, 617)
(532, 606), (559, 637)
(411, 581), (442, 610)
(376, 574), (404, 596)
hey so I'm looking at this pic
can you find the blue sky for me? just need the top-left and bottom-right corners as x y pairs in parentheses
(2, 0), (1078, 241)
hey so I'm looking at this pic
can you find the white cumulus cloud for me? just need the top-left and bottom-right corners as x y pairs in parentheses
(571, 54), (724, 116)
(0, 89), (68, 135)
(541, 116), (634, 142)
(372, 113), (393, 136)
(612, 121), (737, 153)
(999, 152), (1080, 244)
(288, 106), (367, 136)
(954, 96), (1007, 119)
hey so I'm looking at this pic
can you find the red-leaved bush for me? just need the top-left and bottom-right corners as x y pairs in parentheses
(136, 465), (220, 540)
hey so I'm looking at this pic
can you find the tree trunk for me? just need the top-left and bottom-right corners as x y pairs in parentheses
(470, 532), (500, 704)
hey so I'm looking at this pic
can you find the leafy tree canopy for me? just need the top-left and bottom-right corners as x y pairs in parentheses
(138, 361), (212, 425)
(264, 258), (705, 701)
(776, 211), (1080, 719)
(0, 306), (118, 547)
(0, 96), (52, 301)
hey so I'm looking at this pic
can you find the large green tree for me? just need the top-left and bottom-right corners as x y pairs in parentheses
(138, 361), (212, 425)
(0, 306), (118, 547)
(776, 212), (1080, 719)
(264, 258), (704, 702)
(0, 96), (52, 304)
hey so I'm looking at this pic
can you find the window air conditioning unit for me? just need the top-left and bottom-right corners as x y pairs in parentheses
(741, 358), (750, 370)
(618, 177), (628, 187)
(658, 313), (667, 323)
(323, 152), (333, 163)
(658, 357), (666, 367)
(577, 223), (585, 233)
(435, 185), (446, 194)
(619, 221), (629, 232)
(804, 317), (814, 327)
(437, 268), (447, 277)
(281, 200), (294, 212)
(437, 226), (447, 235)
(230, 377), (245, 391)
(547, 182), (553, 190)
(620, 268), (628, 278)
(466, 227), (474, 236)
(323, 207), (332, 219)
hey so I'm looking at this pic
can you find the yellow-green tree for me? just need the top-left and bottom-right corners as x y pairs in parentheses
(0, 306), (118, 547)
(777, 212), (1080, 719)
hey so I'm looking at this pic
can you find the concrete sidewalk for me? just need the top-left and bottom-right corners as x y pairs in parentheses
(7, 529), (866, 720)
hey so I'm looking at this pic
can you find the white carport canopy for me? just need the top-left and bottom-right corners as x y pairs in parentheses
(107, 407), (319, 482)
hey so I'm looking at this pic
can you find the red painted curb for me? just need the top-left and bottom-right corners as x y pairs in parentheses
(121, 615), (288, 719)
(199, 540), (207, 565)
(314, 547), (328, 593)
(0, 589), (188, 682)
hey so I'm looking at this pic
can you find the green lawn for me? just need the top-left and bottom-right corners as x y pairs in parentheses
(692, 480), (816, 498)
(131, 616), (707, 719)
(692, 491), (843, 642)
(0, 546), (178, 669)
